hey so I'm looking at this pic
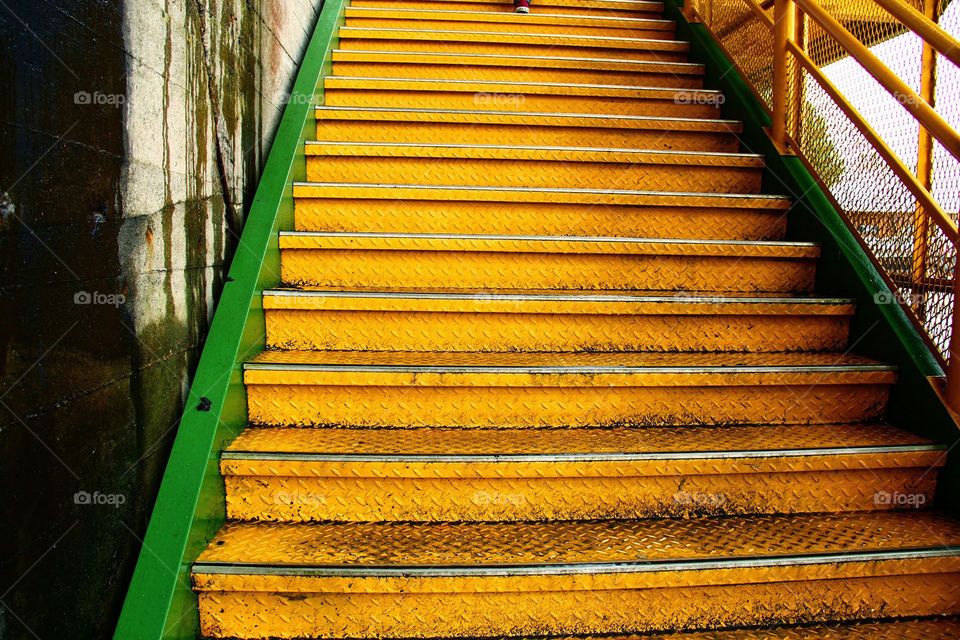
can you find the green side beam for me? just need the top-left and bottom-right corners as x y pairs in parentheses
(112, 1), (348, 637)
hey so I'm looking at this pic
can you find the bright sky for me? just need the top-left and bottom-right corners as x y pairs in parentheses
(820, 2), (960, 213)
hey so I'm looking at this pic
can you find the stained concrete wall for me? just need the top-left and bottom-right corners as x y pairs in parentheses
(0, 1), (323, 637)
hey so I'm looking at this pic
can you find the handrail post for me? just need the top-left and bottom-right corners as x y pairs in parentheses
(911, 0), (939, 321)
(772, 0), (796, 153)
(946, 259), (960, 410)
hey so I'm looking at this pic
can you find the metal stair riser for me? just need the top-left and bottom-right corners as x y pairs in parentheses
(304, 157), (761, 193)
(222, 466), (938, 522)
(316, 120), (734, 151)
(324, 88), (719, 116)
(337, 36), (691, 61)
(343, 18), (673, 39)
(332, 60), (704, 87)
(279, 250), (816, 293)
(194, 569), (960, 639)
(293, 198), (789, 240)
(348, 0), (668, 19)
(264, 309), (851, 352)
(244, 382), (891, 427)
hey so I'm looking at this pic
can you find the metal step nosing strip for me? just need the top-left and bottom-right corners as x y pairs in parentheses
(192, 546), (960, 578)
(291, 182), (787, 201)
(314, 106), (734, 124)
(345, 7), (676, 26)
(242, 363), (897, 375)
(328, 50), (706, 68)
(262, 289), (852, 305)
(220, 443), (945, 463)
(328, 75), (719, 93)
(337, 27), (690, 46)
(303, 141), (759, 159)
(278, 231), (816, 248)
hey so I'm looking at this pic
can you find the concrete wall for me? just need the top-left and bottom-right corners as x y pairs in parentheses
(0, 1), (323, 637)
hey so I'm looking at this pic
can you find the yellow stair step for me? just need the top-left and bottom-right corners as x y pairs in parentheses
(330, 50), (704, 87)
(315, 106), (735, 150)
(338, 27), (691, 61)
(324, 76), (722, 116)
(303, 142), (761, 192)
(343, 7), (676, 38)
(292, 183), (791, 240)
(263, 288), (853, 352)
(350, 0), (667, 18)
(609, 619), (960, 640)
(277, 232), (817, 293)
(243, 351), (894, 427)
(221, 423), (942, 521)
(193, 512), (960, 638)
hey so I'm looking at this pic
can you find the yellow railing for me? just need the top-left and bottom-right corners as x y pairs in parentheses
(683, 0), (960, 407)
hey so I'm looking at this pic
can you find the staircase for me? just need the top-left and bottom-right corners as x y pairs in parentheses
(191, 0), (960, 637)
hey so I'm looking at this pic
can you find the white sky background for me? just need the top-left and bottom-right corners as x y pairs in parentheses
(820, 2), (960, 213)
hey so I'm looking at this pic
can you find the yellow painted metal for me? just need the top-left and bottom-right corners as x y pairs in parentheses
(350, 0), (666, 17)
(278, 232), (816, 292)
(243, 351), (892, 427)
(872, 0), (960, 69)
(785, 40), (958, 243)
(795, 0), (960, 162)
(224, 466), (935, 521)
(315, 114), (734, 150)
(345, 18), (672, 39)
(348, 0), (667, 14)
(330, 50), (704, 75)
(302, 143), (762, 192)
(196, 576), (960, 639)
(193, 513), (960, 636)
(337, 26), (691, 61)
(221, 424), (939, 521)
(330, 60), (704, 88)
(324, 87), (719, 116)
(341, 10), (676, 39)
(342, 7), (676, 31)
(227, 422), (932, 455)
(263, 294), (851, 351)
(771, 0), (796, 151)
(197, 510), (960, 566)
(293, 187), (789, 239)
(189, 0), (960, 634)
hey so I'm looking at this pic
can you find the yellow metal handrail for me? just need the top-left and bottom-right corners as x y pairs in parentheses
(874, 0), (960, 67)
(684, 0), (960, 408)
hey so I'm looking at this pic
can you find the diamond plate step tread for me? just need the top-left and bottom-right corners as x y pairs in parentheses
(344, 7), (676, 29)
(262, 289), (852, 353)
(303, 141), (761, 165)
(194, 511), (960, 569)
(337, 27), (691, 51)
(262, 288), (854, 315)
(325, 75), (719, 98)
(292, 182), (787, 208)
(352, 0), (667, 11)
(343, 15), (673, 40)
(224, 423), (942, 459)
(278, 231), (817, 258)
(608, 618), (960, 640)
(329, 50), (706, 74)
(220, 423), (942, 521)
(243, 354), (893, 427)
(351, 1), (665, 19)
(314, 106), (736, 134)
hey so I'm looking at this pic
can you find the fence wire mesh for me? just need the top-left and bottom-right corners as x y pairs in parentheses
(692, 0), (960, 361)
